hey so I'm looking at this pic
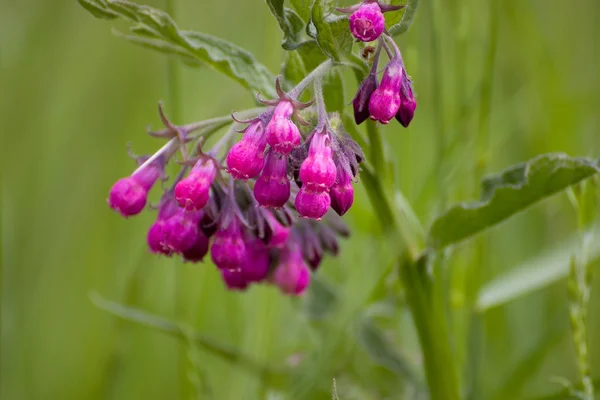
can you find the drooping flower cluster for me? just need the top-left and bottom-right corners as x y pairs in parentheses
(107, 74), (363, 295)
(352, 36), (417, 127)
(337, 0), (405, 43)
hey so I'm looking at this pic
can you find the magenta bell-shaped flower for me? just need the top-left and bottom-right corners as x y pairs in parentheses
(227, 120), (268, 180)
(266, 101), (302, 155)
(221, 269), (249, 291)
(108, 160), (163, 217)
(241, 239), (271, 282)
(263, 211), (290, 248)
(182, 230), (210, 263)
(273, 245), (311, 296)
(353, 72), (379, 125)
(254, 151), (291, 209)
(175, 158), (217, 211)
(396, 72), (417, 127)
(330, 166), (355, 216)
(349, 2), (385, 42)
(295, 188), (331, 220)
(147, 194), (180, 255)
(210, 214), (246, 270)
(369, 57), (404, 124)
(162, 210), (202, 254)
(299, 130), (337, 192)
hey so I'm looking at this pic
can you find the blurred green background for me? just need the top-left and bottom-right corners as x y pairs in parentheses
(2, 0), (599, 399)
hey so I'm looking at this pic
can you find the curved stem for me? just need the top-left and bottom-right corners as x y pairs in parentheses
(288, 60), (333, 99)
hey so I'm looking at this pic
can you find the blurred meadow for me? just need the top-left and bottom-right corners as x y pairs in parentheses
(1, 0), (600, 399)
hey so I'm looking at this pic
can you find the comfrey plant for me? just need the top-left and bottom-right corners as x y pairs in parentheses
(81, 1), (600, 399)
(95, 0), (413, 296)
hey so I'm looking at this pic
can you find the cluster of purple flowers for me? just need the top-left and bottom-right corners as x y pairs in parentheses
(106, 0), (416, 296)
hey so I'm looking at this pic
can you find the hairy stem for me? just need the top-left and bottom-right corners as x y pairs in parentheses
(288, 60), (333, 99)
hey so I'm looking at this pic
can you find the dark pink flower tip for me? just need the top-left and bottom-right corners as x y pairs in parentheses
(162, 210), (202, 253)
(349, 2), (385, 42)
(368, 58), (404, 124)
(330, 167), (355, 216)
(210, 217), (246, 270)
(221, 269), (249, 291)
(241, 239), (271, 282)
(264, 212), (290, 248)
(175, 159), (216, 211)
(299, 132), (336, 191)
(353, 73), (379, 125)
(227, 122), (268, 180)
(254, 152), (291, 209)
(182, 231), (210, 263)
(274, 246), (311, 296)
(108, 177), (148, 217)
(295, 188), (331, 220)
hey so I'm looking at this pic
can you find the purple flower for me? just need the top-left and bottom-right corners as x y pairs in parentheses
(182, 230), (210, 263)
(227, 121), (268, 180)
(299, 130), (337, 192)
(162, 210), (203, 254)
(175, 158), (217, 211)
(349, 3), (385, 42)
(295, 188), (331, 220)
(241, 239), (271, 282)
(263, 211), (290, 248)
(369, 58), (404, 124)
(266, 101), (302, 155)
(147, 194), (180, 255)
(273, 244), (311, 296)
(353, 72), (378, 125)
(210, 214), (246, 270)
(330, 165), (355, 216)
(108, 160), (163, 217)
(254, 151), (291, 209)
(221, 269), (249, 291)
(396, 72), (417, 127)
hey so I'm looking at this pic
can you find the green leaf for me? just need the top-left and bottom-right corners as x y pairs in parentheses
(310, 0), (341, 60)
(322, 68), (345, 113)
(289, 0), (311, 21)
(428, 153), (600, 249)
(293, 40), (328, 72)
(264, 1), (308, 50)
(389, 0), (421, 36)
(78, 0), (276, 97)
(281, 50), (308, 85)
(383, 0), (406, 29)
(477, 224), (600, 311)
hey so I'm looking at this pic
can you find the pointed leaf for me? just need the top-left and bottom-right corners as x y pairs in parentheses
(388, 0), (421, 36)
(322, 68), (345, 113)
(78, 0), (276, 97)
(429, 153), (600, 249)
(264, 1), (309, 50)
(310, 0), (341, 60)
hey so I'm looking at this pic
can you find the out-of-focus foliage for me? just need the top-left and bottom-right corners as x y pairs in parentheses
(2, 0), (599, 399)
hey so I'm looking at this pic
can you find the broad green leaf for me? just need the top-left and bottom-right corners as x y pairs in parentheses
(294, 40), (328, 72)
(388, 0), (421, 36)
(383, 0), (407, 29)
(78, 0), (276, 97)
(477, 224), (600, 311)
(428, 153), (600, 249)
(355, 316), (423, 388)
(264, 1), (308, 50)
(281, 49), (308, 85)
(310, 0), (341, 60)
(289, 0), (311, 21)
(322, 69), (345, 113)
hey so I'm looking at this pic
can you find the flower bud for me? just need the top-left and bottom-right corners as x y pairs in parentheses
(266, 101), (301, 155)
(369, 58), (403, 124)
(227, 121), (268, 180)
(274, 245), (311, 296)
(108, 161), (162, 217)
(221, 269), (249, 291)
(299, 131), (337, 191)
(182, 231), (210, 263)
(175, 158), (217, 211)
(330, 166), (355, 216)
(396, 74), (417, 127)
(242, 239), (271, 282)
(254, 152), (291, 208)
(349, 2), (385, 42)
(162, 210), (202, 254)
(147, 195), (180, 255)
(210, 216), (246, 270)
(353, 72), (378, 125)
(295, 188), (331, 220)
